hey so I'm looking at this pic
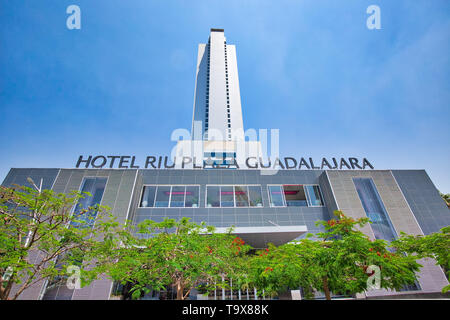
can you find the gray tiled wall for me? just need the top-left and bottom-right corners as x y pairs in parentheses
(2, 168), (59, 190)
(392, 170), (450, 235)
(51, 169), (137, 224)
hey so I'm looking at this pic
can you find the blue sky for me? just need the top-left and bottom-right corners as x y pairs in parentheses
(0, 0), (449, 192)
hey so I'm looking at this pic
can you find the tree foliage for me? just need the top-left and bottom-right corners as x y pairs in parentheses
(2, 181), (446, 301)
(0, 184), (121, 300)
(248, 211), (422, 300)
(439, 192), (450, 209)
(392, 226), (450, 293)
(92, 217), (252, 300)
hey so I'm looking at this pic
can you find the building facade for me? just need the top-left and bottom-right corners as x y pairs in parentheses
(2, 29), (449, 300)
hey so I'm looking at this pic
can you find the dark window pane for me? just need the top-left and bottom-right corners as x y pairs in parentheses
(221, 186), (234, 207)
(155, 186), (170, 207)
(185, 186), (199, 208)
(140, 186), (156, 207)
(207, 186), (220, 207)
(248, 186), (263, 207)
(305, 185), (324, 206)
(170, 186), (185, 207)
(234, 186), (249, 207)
(283, 185), (307, 207)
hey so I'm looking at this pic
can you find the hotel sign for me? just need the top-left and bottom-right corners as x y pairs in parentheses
(75, 155), (374, 170)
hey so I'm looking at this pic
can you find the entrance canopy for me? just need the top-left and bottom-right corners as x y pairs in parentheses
(214, 225), (308, 249)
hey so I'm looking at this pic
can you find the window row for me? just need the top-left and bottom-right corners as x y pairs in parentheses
(224, 43), (231, 139)
(206, 185), (263, 208)
(138, 185), (325, 208)
(140, 185), (200, 208)
(205, 44), (211, 133)
(267, 185), (324, 207)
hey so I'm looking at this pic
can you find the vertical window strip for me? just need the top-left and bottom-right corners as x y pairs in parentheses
(353, 178), (397, 241)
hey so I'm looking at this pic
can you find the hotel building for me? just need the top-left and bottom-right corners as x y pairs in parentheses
(3, 29), (449, 300)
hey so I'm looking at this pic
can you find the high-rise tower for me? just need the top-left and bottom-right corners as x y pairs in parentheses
(192, 28), (244, 142)
(174, 29), (261, 168)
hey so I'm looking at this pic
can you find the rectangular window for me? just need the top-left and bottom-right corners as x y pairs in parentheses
(353, 178), (397, 241)
(140, 186), (200, 208)
(170, 186), (185, 207)
(305, 185), (324, 206)
(234, 186), (249, 207)
(140, 186), (157, 207)
(248, 186), (263, 207)
(206, 186), (220, 207)
(220, 186), (234, 207)
(283, 185), (308, 207)
(155, 186), (171, 207)
(206, 185), (263, 208)
(268, 185), (324, 208)
(185, 186), (199, 208)
(268, 185), (285, 207)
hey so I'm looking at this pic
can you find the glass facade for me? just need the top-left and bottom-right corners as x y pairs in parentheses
(206, 186), (221, 207)
(284, 185), (308, 207)
(305, 185), (324, 206)
(220, 186), (234, 207)
(185, 186), (200, 208)
(140, 186), (200, 208)
(268, 185), (285, 207)
(353, 178), (397, 241)
(268, 185), (324, 208)
(140, 186), (156, 208)
(170, 186), (185, 207)
(248, 186), (263, 207)
(353, 178), (421, 291)
(234, 186), (249, 207)
(155, 186), (171, 207)
(206, 185), (263, 208)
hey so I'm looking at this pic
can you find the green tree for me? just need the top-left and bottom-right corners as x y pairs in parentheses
(249, 211), (422, 300)
(392, 226), (450, 293)
(92, 217), (252, 300)
(0, 184), (121, 300)
(439, 192), (450, 208)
